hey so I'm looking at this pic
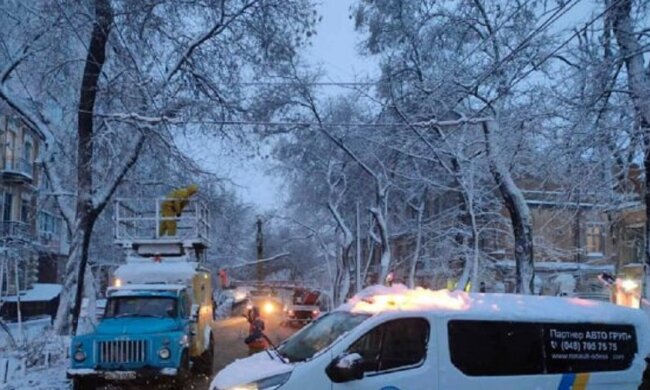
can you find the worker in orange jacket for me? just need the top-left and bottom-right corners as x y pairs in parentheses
(244, 306), (269, 355)
(159, 184), (199, 236)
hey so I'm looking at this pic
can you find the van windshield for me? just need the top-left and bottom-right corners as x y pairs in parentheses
(278, 311), (370, 362)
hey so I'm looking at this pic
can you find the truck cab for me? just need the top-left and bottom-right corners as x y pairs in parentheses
(68, 285), (195, 389)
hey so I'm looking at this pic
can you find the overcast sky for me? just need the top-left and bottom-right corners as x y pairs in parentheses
(188, 1), (377, 211)
(191, 0), (604, 211)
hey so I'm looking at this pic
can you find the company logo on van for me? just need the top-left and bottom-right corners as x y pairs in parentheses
(558, 373), (589, 390)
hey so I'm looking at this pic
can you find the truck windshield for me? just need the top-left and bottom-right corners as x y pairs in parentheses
(104, 297), (178, 319)
(278, 311), (370, 362)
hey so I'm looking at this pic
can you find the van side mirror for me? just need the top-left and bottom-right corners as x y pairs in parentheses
(325, 353), (364, 383)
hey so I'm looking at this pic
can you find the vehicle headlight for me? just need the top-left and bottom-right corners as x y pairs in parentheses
(73, 350), (86, 362)
(226, 371), (292, 390)
(158, 347), (171, 359)
(263, 302), (275, 314)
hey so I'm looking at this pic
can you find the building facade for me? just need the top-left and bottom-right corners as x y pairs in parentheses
(0, 113), (67, 299)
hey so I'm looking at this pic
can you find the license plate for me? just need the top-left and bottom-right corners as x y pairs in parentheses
(104, 371), (136, 380)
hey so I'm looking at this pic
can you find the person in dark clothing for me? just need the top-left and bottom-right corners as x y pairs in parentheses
(244, 306), (268, 355)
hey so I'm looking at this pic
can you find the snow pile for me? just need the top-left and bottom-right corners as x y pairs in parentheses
(1, 330), (70, 389)
(211, 350), (292, 389)
(2, 361), (69, 390)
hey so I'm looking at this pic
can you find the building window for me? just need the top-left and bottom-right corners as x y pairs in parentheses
(20, 199), (29, 223)
(586, 223), (604, 256)
(3, 192), (12, 221)
(38, 211), (61, 235)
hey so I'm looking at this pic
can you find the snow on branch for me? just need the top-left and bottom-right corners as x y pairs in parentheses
(98, 112), (181, 125)
(411, 116), (493, 128)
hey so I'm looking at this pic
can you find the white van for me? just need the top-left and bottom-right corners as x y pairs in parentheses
(210, 285), (650, 390)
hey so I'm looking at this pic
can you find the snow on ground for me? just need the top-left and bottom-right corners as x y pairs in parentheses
(2, 361), (69, 390)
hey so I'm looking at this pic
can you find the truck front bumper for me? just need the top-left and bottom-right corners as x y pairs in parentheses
(67, 367), (178, 381)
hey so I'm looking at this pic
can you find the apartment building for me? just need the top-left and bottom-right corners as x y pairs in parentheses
(0, 113), (67, 299)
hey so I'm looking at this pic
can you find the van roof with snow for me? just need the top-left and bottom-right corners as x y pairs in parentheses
(338, 284), (649, 328)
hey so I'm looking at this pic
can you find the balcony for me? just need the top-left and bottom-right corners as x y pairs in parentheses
(0, 220), (35, 243)
(1, 155), (34, 183)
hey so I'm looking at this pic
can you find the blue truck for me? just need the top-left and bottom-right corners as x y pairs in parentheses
(67, 270), (215, 389)
(67, 197), (215, 389)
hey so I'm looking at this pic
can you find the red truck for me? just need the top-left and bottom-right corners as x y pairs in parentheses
(283, 288), (321, 327)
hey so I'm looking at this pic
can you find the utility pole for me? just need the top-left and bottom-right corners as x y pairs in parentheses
(575, 189), (582, 264)
(355, 202), (362, 293)
(256, 217), (264, 281)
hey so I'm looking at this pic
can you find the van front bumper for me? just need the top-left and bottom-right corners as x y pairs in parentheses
(67, 367), (178, 381)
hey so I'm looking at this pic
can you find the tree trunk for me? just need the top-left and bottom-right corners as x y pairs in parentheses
(327, 201), (353, 304)
(456, 236), (471, 291)
(371, 206), (391, 283)
(53, 0), (112, 335)
(469, 203), (481, 292)
(610, 0), (650, 299)
(339, 245), (351, 304)
(355, 202), (362, 293)
(483, 120), (534, 294)
(332, 243), (352, 306)
(408, 202), (424, 288)
(643, 127), (650, 299)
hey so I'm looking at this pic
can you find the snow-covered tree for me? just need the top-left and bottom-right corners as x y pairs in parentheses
(0, 0), (317, 334)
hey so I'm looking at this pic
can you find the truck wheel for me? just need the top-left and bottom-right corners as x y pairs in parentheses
(194, 335), (216, 375)
(72, 378), (95, 390)
(174, 351), (191, 390)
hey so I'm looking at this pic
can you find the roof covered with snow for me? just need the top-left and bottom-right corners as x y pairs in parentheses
(2, 283), (62, 302)
(114, 259), (201, 285)
(492, 260), (614, 273)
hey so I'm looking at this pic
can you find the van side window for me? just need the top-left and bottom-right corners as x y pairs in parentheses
(348, 324), (383, 372)
(449, 320), (543, 376)
(348, 318), (429, 374)
(448, 320), (637, 376)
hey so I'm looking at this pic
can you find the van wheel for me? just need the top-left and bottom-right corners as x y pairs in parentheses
(174, 351), (191, 390)
(72, 378), (95, 390)
(194, 335), (216, 375)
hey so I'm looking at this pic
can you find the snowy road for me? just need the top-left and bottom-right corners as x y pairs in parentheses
(182, 314), (296, 390)
(4, 315), (297, 390)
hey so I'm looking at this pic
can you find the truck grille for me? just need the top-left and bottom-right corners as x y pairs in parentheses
(97, 340), (147, 364)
